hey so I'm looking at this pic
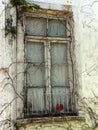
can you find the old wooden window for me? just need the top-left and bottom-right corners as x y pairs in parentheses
(25, 15), (76, 117)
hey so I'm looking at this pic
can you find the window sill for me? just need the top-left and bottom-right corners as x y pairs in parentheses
(16, 116), (85, 126)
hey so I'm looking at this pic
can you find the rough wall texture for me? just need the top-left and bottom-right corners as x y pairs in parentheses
(0, 0), (98, 130)
(18, 120), (85, 130)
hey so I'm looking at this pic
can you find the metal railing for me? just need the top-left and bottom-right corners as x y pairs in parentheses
(25, 88), (77, 117)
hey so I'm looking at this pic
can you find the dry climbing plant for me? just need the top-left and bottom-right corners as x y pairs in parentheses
(0, 0), (98, 130)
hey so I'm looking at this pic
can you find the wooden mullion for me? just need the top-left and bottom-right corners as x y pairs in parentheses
(45, 41), (52, 112)
(26, 35), (70, 42)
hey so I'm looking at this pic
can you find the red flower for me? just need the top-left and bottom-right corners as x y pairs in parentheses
(55, 104), (64, 111)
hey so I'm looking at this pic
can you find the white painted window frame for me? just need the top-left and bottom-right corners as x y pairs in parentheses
(23, 10), (77, 116)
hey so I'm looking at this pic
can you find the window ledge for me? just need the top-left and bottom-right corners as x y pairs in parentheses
(16, 116), (85, 126)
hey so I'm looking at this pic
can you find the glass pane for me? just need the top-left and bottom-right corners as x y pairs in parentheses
(51, 43), (68, 86)
(51, 43), (67, 64)
(48, 19), (66, 37)
(26, 17), (46, 36)
(52, 87), (70, 112)
(26, 65), (44, 86)
(51, 65), (68, 86)
(27, 88), (45, 114)
(26, 42), (44, 63)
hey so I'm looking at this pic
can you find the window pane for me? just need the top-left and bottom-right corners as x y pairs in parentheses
(52, 87), (70, 112)
(27, 88), (45, 114)
(51, 43), (68, 86)
(51, 65), (68, 86)
(26, 65), (44, 86)
(26, 42), (44, 63)
(26, 17), (47, 36)
(48, 19), (66, 37)
(51, 43), (67, 64)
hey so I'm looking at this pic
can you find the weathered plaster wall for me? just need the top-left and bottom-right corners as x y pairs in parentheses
(73, 1), (98, 128)
(0, 1), (17, 130)
(79, 0), (98, 98)
(73, 0), (98, 108)
(0, 0), (98, 130)
(71, 0), (98, 99)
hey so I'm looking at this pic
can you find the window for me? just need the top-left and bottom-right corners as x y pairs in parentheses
(24, 15), (76, 117)
(25, 17), (67, 37)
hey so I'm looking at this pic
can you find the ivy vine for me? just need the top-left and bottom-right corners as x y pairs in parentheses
(10, 0), (40, 10)
(5, 0), (40, 38)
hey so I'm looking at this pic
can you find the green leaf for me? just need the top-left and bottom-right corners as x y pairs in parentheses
(10, 0), (26, 6)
